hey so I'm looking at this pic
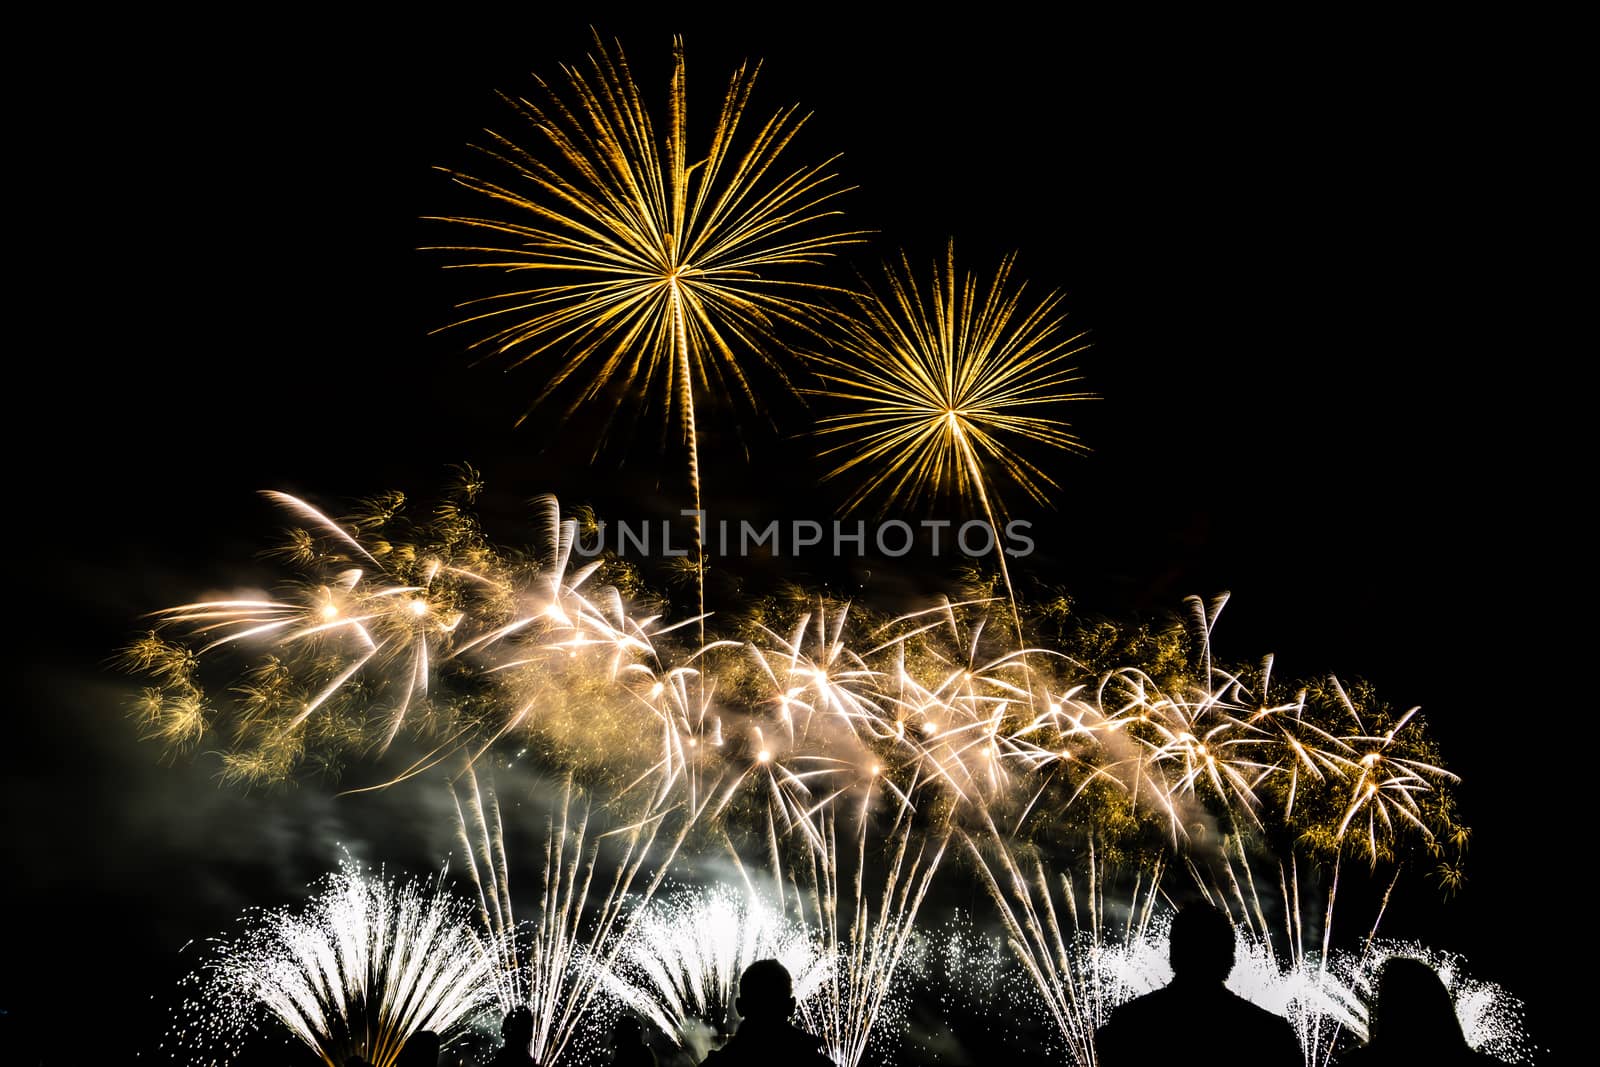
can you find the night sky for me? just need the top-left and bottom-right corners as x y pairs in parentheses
(11, 9), (1569, 1063)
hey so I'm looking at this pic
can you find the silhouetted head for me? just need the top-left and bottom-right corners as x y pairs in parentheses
(502, 1006), (536, 1048)
(1168, 903), (1236, 983)
(614, 1016), (644, 1044)
(397, 1030), (442, 1067)
(1369, 957), (1470, 1052)
(735, 958), (796, 1023)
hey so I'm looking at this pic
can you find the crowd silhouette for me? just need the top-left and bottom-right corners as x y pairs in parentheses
(342, 925), (1507, 1066)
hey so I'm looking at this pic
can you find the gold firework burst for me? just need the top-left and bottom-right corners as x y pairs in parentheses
(429, 33), (864, 452)
(430, 33), (864, 650)
(811, 242), (1091, 519)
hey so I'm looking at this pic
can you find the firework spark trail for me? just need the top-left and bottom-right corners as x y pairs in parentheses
(453, 772), (520, 1003)
(429, 33), (866, 669)
(1095, 664), (1273, 838)
(133, 490), (508, 759)
(597, 883), (829, 1059)
(864, 597), (1055, 807)
(129, 489), (714, 798)
(748, 600), (886, 747)
(1239, 654), (1343, 822)
(1322, 676), (1462, 865)
(962, 822), (1168, 1067)
(775, 787), (948, 1067)
(453, 772), (698, 1067)
(168, 861), (497, 1067)
(1087, 595), (1275, 840)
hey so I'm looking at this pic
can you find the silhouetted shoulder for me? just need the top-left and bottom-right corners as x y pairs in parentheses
(1097, 986), (1300, 1067)
(1102, 984), (1182, 1027)
(1207, 992), (1301, 1064)
(1233, 991), (1298, 1031)
(1238, 995), (1302, 1062)
(1096, 988), (1185, 1066)
(701, 1028), (835, 1067)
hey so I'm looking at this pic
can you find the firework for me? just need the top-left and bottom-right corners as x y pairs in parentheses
(430, 33), (865, 645)
(1236, 655), (1346, 822)
(454, 772), (696, 1066)
(123, 483), (518, 783)
(598, 883), (829, 1059)
(168, 861), (497, 1067)
(748, 599), (887, 748)
(926, 859), (1531, 1067)
(125, 489), (701, 794)
(125, 486), (1464, 869)
(811, 243), (1090, 516)
(125, 481), (1511, 1061)
(1094, 667), (1276, 841)
(1321, 676), (1462, 865)
(807, 243), (1089, 650)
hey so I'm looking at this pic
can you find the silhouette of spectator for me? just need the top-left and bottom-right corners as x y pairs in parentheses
(1343, 957), (1502, 1065)
(702, 959), (835, 1066)
(610, 1016), (657, 1066)
(1096, 902), (1302, 1066)
(488, 1006), (540, 1067)
(397, 1029), (442, 1067)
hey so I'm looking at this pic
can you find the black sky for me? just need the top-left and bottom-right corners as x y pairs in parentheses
(10, 8), (1573, 1063)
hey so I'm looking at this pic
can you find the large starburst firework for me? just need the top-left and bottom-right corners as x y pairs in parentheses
(429, 33), (865, 639)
